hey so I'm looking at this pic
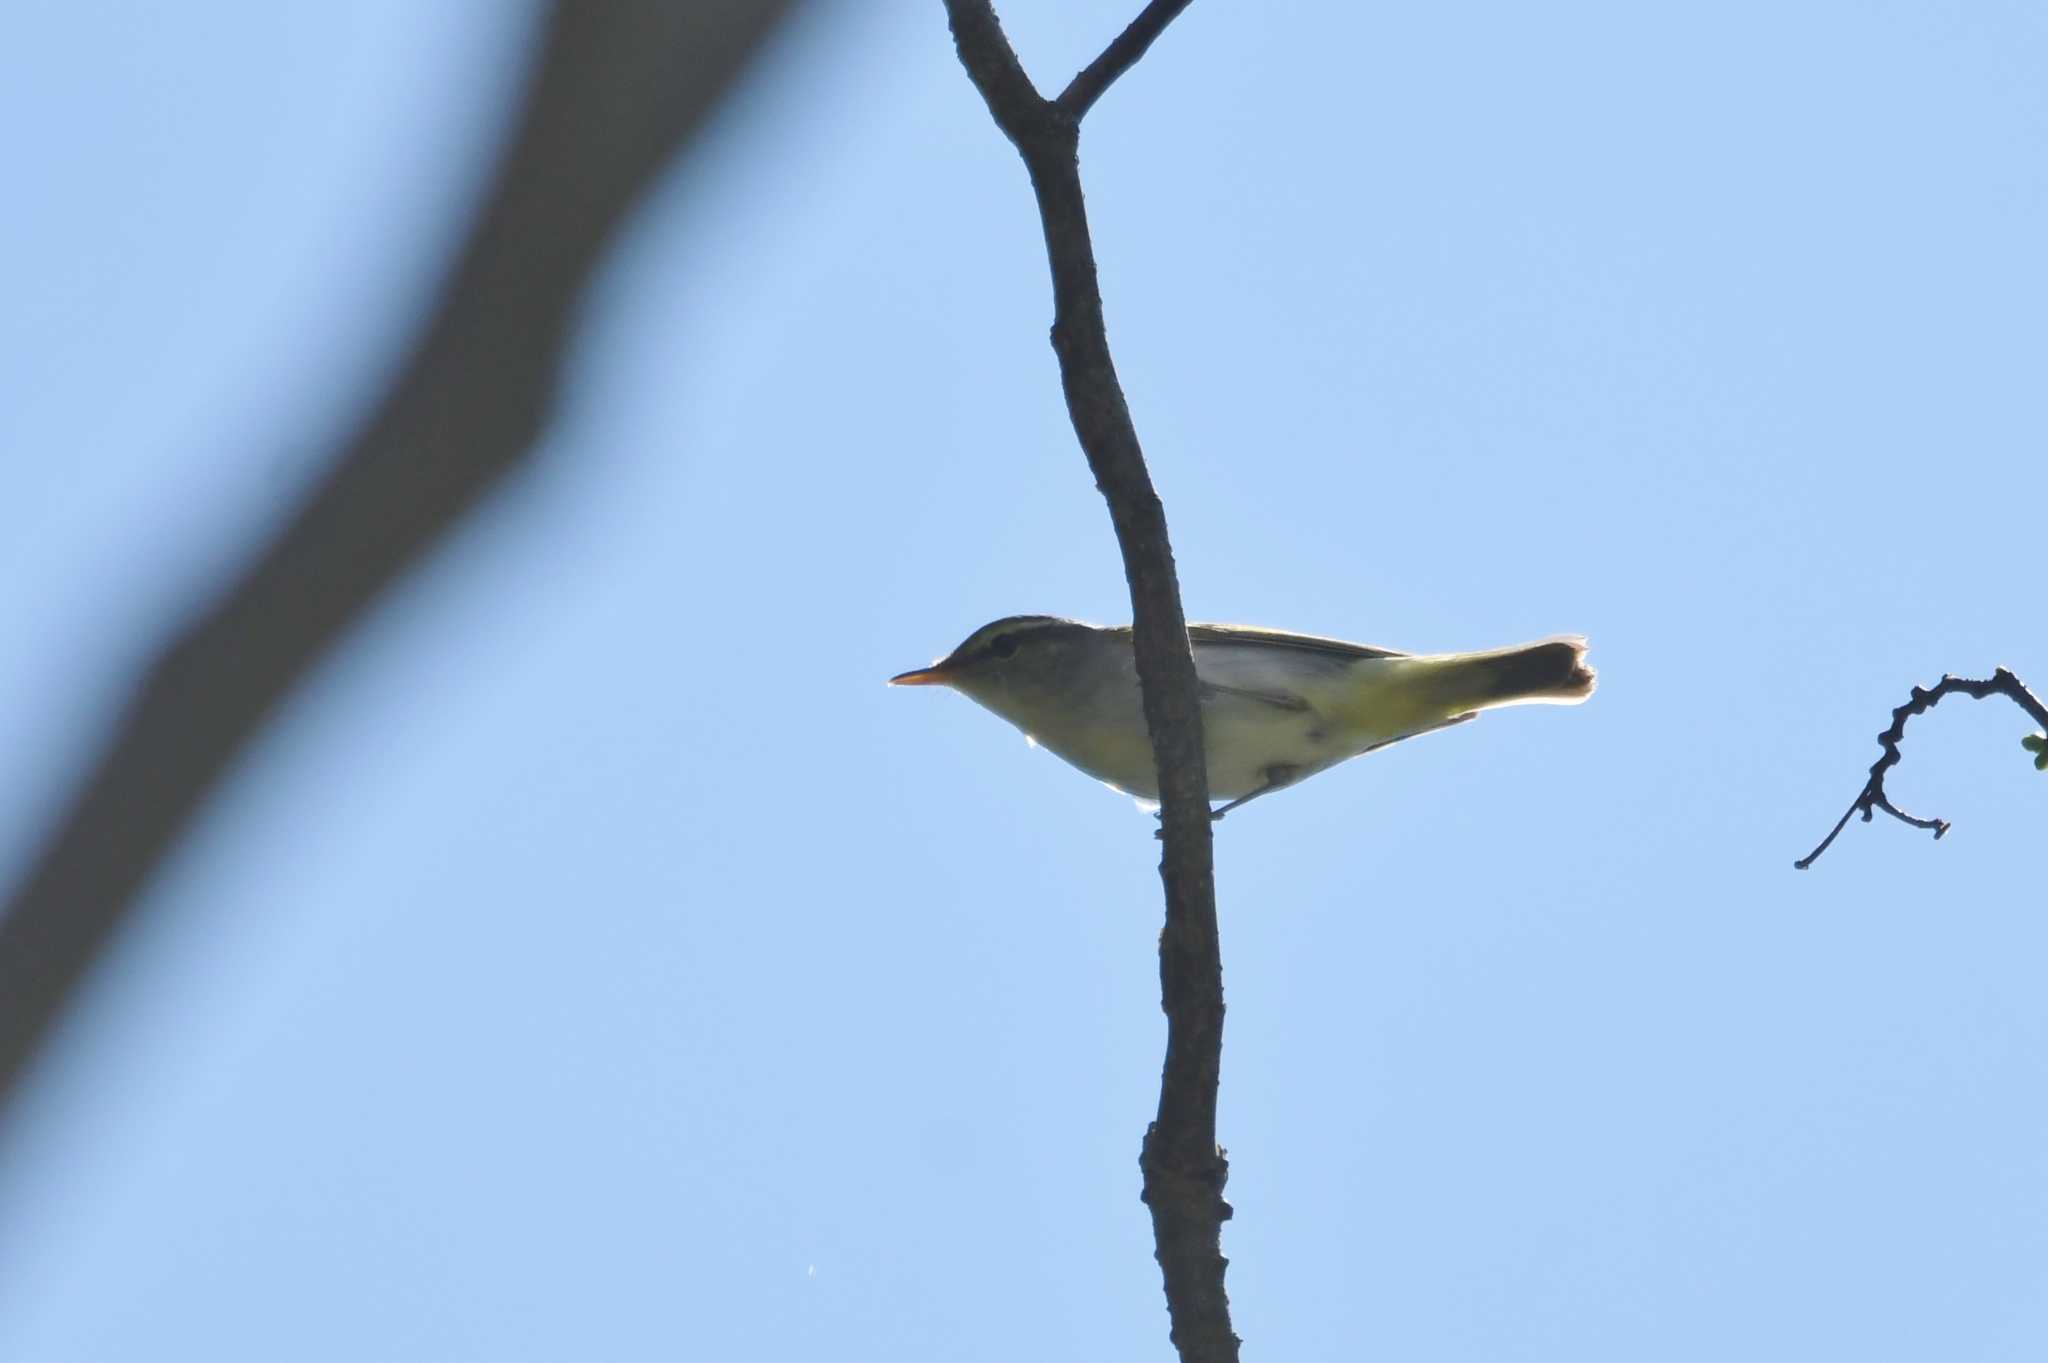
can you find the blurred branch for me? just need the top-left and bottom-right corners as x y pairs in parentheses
(1794, 667), (2048, 869)
(940, 5), (1235, 1362)
(0, 0), (796, 1116)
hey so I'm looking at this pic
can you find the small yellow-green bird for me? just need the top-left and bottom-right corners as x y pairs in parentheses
(891, 617), (1594, 816)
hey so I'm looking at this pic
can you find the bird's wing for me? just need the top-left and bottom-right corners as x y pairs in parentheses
(1188, 625), (1406, 719)
(1199, 679), (1311, 712)
(1187, 623), (1406, 660)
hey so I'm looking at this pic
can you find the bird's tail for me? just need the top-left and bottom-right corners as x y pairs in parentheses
(1418, 636), (1596, 712)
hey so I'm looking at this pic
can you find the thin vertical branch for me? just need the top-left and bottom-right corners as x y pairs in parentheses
(940, 4), (1235, 1360)
(0, 0), (796, 1117)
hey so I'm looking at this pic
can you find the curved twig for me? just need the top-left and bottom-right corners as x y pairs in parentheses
(1795, 667), (2048, 869)
(940, 4), (1235, 1361)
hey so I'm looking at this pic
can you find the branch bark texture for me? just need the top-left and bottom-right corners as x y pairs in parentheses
(0, 0), (796, 1115)
(941, 5), (1235, 1360)
(1795, 667), (2048, 868)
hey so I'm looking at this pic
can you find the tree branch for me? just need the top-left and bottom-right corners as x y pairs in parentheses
(940, 4), (1234, 1361)
(1057, 0), (1196, 121)
(0, 0), (796, 1115)
(1794, 667), (2048, 869)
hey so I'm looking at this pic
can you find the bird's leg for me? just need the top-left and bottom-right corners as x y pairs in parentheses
(1211, 763), (1303, 819)
(1153, 764), (1303, 837)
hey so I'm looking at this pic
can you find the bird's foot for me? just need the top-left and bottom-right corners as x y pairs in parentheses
(1152, 808), (1228, 839)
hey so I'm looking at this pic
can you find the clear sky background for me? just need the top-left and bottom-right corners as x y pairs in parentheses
(3, 2), (2046, 1359)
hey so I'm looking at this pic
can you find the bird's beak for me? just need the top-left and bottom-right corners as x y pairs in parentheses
(888, 664), (953, 687)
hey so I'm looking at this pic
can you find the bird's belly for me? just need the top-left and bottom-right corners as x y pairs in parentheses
(1202, 707), (1337, 798)
(1025, 719), (1162, 799)
(1026, 705), (1334, 801)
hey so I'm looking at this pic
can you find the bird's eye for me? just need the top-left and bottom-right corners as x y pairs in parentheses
(989, 633), (1018, 659)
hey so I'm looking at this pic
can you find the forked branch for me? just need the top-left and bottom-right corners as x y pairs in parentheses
(939, 4), (1236, 1361)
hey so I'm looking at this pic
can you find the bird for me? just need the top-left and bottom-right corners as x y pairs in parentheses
(890, 616), (1594, 817)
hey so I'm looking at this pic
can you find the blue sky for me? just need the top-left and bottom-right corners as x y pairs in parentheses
(3, 2), (2047, 1359)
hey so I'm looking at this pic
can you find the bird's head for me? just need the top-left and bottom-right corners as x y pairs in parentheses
(889, 615), (1102, 716)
